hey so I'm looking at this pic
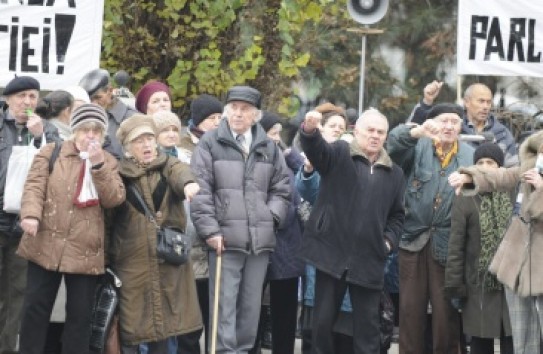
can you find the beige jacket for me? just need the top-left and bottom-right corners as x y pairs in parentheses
(460, 131), (543, 296)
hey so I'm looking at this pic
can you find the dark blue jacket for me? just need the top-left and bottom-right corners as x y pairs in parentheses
(268, 149), (305, 280)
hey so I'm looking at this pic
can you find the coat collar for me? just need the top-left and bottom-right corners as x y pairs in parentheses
(349, 140), (393, 168)
(216, 119), (269, 151)
(108, 99), (129, 125)
(119, 151), (169, 178)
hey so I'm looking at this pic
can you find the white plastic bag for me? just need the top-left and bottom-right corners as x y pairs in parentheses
(3, 137), (45, 213)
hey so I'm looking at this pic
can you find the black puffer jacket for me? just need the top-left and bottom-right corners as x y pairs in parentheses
(190, 119), (290, 254)
(0, 109), (60, 236)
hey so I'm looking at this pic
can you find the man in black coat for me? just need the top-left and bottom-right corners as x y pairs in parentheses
(0, 76), (59, 353)
(299, 108), (405, 354)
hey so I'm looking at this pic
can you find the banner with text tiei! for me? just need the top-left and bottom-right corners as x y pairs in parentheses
(457, 0), (543, 77)
(0, 0), (104, 91)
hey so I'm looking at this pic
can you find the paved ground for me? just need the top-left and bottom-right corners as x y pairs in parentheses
(261, 339), (400, 354)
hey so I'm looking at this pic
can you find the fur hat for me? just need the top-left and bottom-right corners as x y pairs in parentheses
(426, 103), (464, 120)
(190, 94), (223, 127)
(3, 76), (40, 96)
(70, 103), (108, 132)
(473, 142), (504, 167)
(225, 86), (261, 109)
(135, 81), (171, 114)
(116, 114), (156, 145)
(153, 111), (182, 133)
(259, 111), (282, 132)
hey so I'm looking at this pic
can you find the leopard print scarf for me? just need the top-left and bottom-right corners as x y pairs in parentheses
(478, 192), (512, 290)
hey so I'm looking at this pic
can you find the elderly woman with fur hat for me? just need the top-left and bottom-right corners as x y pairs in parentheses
(16, 103), (126, 354)
(107, 114), (202, 354)
(450, 132), (543, 354)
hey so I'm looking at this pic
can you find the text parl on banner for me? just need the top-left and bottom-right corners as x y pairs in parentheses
(457, 0), (543, 77)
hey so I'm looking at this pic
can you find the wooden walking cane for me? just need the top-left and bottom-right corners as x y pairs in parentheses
(210, 239), (222, 354)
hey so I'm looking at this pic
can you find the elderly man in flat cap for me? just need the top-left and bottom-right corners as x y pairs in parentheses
(79, 68), (137, 158)
(0, 75), (59, 353)
(190, 86), (290, 353)
(387, 103), (474, 354)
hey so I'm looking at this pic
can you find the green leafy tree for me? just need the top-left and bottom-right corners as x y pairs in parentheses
(104, 0), (515, 125)
(102, 0), (329, 116)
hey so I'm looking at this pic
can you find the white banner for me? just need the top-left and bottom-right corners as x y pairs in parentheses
(0, 0), (104, 91)
(457, 0), (543, 77)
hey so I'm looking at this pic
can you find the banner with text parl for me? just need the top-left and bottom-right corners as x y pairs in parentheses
(0, 0), (104, 91)
(458, 0), (543, 77)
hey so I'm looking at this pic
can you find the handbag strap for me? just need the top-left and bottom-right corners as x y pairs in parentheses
(125, 183), (159, 229)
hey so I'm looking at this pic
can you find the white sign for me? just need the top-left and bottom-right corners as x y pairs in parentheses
(457, 0), (543, 77)
(0, 0), (104, 91)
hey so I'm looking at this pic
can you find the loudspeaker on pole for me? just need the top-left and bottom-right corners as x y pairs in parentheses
(347, 0), (389, 25)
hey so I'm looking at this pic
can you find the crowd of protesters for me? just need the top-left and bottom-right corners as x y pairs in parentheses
(4, 68), (543, 354)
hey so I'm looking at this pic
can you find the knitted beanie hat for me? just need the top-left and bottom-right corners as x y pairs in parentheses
(259, 111), (282, 132)
(474, 142), (504, 167)
(135, 81), (171, 114)
(70, 103), (108, 132)
(190, 94), (223, 127)
(152, 111), (182, 133)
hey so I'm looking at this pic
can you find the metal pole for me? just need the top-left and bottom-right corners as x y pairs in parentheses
(456, 75), (463, 105)
(358, 29), (368, 116)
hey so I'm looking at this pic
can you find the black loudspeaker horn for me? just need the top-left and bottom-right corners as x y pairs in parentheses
(347, 0), (389, 25)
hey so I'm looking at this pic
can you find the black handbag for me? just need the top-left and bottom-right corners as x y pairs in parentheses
(127, 184), (191, 266)
(156, 226), (191, 265)
(89, 268), (122, 353)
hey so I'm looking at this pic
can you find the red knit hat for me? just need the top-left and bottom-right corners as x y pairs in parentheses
(135, 81), (171, 114)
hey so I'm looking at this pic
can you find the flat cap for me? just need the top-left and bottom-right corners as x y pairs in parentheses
(225, 86), (261, 109)
(79, 69), (110, 97)
(3, 76), (40, 96)
(116, 114), (156, 146)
